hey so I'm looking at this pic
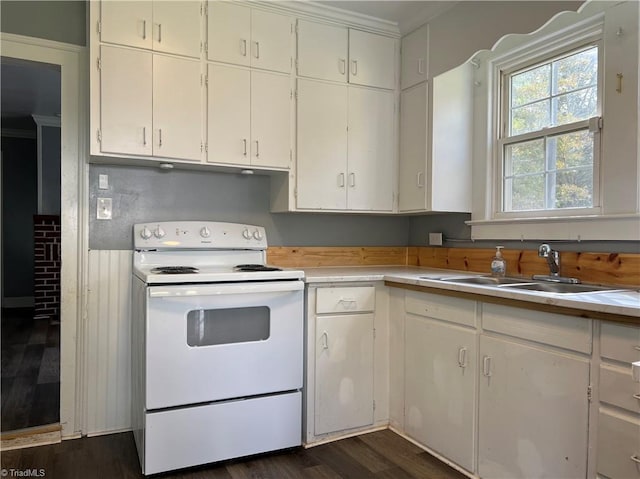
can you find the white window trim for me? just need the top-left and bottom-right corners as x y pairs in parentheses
(468, 1), (640, 241)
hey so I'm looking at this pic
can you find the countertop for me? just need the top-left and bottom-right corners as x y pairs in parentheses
(301, 265), (640, 322)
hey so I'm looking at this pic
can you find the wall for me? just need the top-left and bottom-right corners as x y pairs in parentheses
(1, 136), (37, 300)
(0, 1), (86, 46)
(428, 1), (584, 77)
(41, 126), (61, 215)
(89, 165), (410, 250)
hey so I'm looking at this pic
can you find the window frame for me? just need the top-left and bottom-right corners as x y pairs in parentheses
(491, 25), (604, 220)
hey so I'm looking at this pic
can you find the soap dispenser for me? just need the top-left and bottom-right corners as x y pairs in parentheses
(491, 246), (506, 277)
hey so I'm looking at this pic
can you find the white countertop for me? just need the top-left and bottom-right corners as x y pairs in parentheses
(302, 266), (640, 320)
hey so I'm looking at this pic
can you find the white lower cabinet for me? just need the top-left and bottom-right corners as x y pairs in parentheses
(315, 313), (374, 435)
(478, 335), (590, 479)
(306, 284), (386, 444)
(597, 322), (640, 479)
(404, 314), (476, 471)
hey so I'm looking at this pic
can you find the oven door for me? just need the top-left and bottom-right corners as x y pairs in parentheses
(145, 280), (303, 410)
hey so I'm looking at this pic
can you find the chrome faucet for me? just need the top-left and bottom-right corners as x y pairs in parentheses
(538, 243), (560, 276)
(532, 243), (581, 284)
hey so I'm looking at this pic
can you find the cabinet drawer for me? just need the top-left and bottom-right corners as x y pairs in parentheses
(482, 303), (592, 354)
(597, 410), (640, 479)
(600, 364), (640, 413)
(316, 286), (375, 314)
(405, 291), (475, 327)
(601, 322), (640, 364)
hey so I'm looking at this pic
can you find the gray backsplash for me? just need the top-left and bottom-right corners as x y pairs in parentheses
(89, 165), (639, 254)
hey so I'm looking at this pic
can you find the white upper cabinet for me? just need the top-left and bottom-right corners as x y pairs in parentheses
(207, 64), (291, 169)
(152, 55), (203, 161)
(347, 86), (395, 211)
(99, 45), (153, 157)
(297, 79), (395, 212)
(401, 24), (428, 90)
(349, 29), (396, 90)
(296, 79), (349, 210)
(207, 2), (293, 74)
(398, 63), (473, 213)
(99, 45), (202, 161)
(100, 1), (201, 58)
(297, 20), (348, 82)
(297, 20), (396, 89)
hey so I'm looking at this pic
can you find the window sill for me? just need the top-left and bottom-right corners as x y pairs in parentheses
(466, 213), (640, 241)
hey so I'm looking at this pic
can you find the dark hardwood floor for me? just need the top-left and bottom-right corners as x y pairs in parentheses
(1, 307), (60, 431)
(1, 429), (468, 478)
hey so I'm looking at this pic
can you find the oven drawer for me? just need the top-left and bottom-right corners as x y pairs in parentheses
(316, 286), (375, 314)
(144, 391), (302, 475)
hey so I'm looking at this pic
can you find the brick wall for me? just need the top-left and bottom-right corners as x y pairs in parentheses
(34, 215), (60, 320)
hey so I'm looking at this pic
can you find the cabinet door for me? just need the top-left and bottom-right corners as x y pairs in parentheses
(100, 46), (152, 156)
(153, 55), (202, 161)
(296, 79), (348, 210)
(401, 25), (428, 90)
(398, 83), (427, 212)
(315, 313), (374, 436)
(207, 2), (251, 66)
(100, 1), (152, 49)
(251, 71), (291, 169)
(349, 30), (396, 90)
(251, 9), (292, 73)
(347, 87), (394, 212)
(297, 20), (348, 83)
(478, 335), (590, 479)
(152, 1), (201, 58)
(207, 64), (251, 166)
(431, 63), (473, 212)
(405, 315), (476, 472)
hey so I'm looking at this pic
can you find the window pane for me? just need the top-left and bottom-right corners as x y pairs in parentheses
(555, 168), (593, 208)
(550, 130), (594, 169)
(505, 139), (545, 175)
(552, 87), (597, 124)
(511, 64), (550, 107)
(506, 175), (545, 211)
(554, 47), (598, 95)
(511, 100), (550, 136)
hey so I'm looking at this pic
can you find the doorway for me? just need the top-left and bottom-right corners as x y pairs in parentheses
(0, 33), (84, 441)
(1, 57), (62, 432)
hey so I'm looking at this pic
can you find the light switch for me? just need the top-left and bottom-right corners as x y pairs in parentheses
(97, 198), (112, 220)
(98, 174), (109, 189)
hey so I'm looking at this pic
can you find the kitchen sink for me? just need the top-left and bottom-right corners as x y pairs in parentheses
(434, 276), (532, 286)
(501, 282), (621, 294)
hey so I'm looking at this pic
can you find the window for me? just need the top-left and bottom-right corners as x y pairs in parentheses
(499, 44), (601, 214)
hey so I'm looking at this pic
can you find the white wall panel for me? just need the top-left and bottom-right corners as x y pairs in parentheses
(86, 250), (132, 434)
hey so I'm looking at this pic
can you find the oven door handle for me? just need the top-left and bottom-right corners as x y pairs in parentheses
(149, 280), (303, 298)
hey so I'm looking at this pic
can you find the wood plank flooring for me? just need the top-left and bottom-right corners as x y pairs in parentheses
(1, 308), (60, 431)
(0, 429), (468, 479)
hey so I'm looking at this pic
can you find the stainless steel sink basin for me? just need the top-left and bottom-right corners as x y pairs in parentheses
(501, 282), (620, 294)
(436, 276), (532, 286)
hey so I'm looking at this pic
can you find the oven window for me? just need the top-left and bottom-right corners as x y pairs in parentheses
(186, 307), (270, 347)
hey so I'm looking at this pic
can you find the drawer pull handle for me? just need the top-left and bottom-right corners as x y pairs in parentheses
(633, 393), (640, 400)
(483, 356), (492, 377)
(634, 346), (640, 351)
(458, 347), (467, 368)
(631, 455), (640, 465)
(321, 331), (328, 350)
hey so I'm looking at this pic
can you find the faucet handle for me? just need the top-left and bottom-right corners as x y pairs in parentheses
(538, 243), (552, 257)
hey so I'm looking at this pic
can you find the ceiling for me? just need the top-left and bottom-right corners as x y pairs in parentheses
(315, 1), (456, 28)
(1, 56), (61, 130)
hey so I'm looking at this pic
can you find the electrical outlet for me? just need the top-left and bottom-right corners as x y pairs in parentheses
(97, 198), (112, 220)
(429, 232), (443, 246)
(98, 174), (109, 189)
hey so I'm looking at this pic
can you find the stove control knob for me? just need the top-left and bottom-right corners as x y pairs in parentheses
(200, 226), (211, 238)
(253, 229), (263, 240)
(154, 226), (166, 239)
(140, 227), (152, 240)
(242, 228), (252, 240)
